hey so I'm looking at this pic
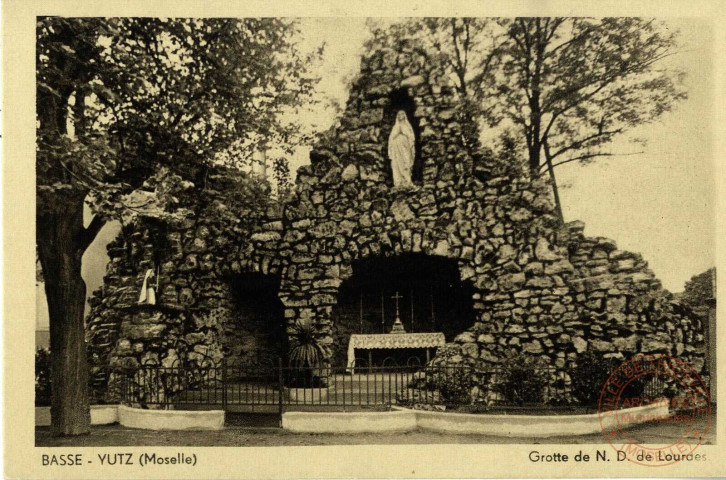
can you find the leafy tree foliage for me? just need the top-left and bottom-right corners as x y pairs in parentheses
(492, 18), (686, 220)
(36, 17), (319, 435)
(35, 348), (52, 407)
(272, 156), (293, 204)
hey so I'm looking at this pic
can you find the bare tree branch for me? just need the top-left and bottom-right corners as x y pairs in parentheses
(540, 150), (645, 172)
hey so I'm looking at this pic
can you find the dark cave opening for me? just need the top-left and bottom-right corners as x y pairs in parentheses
(224, 273), (287, 367)
(330, 254), (476, 366)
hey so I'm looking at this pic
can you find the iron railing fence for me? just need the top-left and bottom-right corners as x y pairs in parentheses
(120, 359), (583, 410)
(39, 356), (706, 411)
(36, 363), (116, 407)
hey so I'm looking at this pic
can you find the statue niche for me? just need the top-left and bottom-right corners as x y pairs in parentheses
(385, 89), (422, 185)
(137, 220), (172, 306)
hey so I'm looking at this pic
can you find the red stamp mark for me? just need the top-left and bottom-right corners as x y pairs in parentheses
(598, 354), (711, 467)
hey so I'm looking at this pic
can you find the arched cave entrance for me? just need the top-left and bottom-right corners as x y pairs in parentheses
(330, 254), (476, 366)
(384, 88), (423, 183)
(223, 273), (287, 367)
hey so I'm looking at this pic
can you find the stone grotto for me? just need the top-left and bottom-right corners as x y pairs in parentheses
(86, 35), (707, 403)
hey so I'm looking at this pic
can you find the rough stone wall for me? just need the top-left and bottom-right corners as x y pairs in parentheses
(270, 36), (580, 362)
(441, 220), (704, 377)
(86, 171), (284, 400)
(318, 37), (473, 186)
(87, 36), (705, 402)
(561, 222), (702, 367)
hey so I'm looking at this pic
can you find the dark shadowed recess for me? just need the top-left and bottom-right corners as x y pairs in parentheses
(224, 273), (287, 367)
(330, 254), (476, 365)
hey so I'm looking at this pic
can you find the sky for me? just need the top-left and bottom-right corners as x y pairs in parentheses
(36, 17), (716, 329)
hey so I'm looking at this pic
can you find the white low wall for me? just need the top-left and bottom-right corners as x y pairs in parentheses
(118, 405), (224, 430)
(35, 405), (119, 427)
(282, 402), (670, 437)
(416, 402), (669, 437)
(282, 410), (417, 433)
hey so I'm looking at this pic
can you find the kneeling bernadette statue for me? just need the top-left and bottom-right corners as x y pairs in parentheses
(388, 110), (415, 187)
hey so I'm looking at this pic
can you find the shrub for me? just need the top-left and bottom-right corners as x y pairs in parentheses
(35, 348), (52, 407)
(286, 322), (328, 388)
(569, 351), (614, 407)
(496, 354), (549, 406)
(404, 367), (474, 405)
(570, 352), (646, 407)
(288, 322), (324, 369)
(431, 367), (474, 405)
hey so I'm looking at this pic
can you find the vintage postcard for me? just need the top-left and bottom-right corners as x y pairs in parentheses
(4, 0), (726, 478)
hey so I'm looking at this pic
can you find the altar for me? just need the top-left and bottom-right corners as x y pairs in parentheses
(346, 332), (446, 373)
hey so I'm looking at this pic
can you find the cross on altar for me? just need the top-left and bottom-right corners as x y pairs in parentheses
(390, 291), (406, 334)
(391, 291), (403, 322)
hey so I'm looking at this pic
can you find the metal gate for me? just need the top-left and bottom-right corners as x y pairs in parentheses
(122, 358), (283, 414)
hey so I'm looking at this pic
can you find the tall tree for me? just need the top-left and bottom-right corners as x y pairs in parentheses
(391, 18), (686, 221)
(36, 17), (318, 436)
(493, 18), (686, 220)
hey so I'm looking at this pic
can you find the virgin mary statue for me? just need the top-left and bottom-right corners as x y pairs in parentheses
(137, 268), (157, 305)
(388, 110), (415, 187)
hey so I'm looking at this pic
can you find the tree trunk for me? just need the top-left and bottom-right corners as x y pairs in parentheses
(528, 20), (545, 178)
(543, 142), (564, 223)
(37, 197), (91, 436)
(528, 142), (541, 176)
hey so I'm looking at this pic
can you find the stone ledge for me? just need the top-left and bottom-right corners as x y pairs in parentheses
(35, 405), (119, 427)
(414, 402), (668, 437)
(281, 402), (669, 437)
(282, 410), (417, 433)
(117, 303), (189, 314)
(118, 405), (224, 430)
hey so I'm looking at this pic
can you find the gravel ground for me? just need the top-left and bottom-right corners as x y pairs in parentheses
(36, 411), (715, 447)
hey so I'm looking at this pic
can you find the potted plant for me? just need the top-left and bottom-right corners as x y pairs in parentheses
(285, 322), (330, 403)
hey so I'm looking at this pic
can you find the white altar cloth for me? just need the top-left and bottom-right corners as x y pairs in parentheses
(346, 332), (446, 373)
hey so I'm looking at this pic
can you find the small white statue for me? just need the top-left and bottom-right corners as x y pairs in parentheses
(137, 268), (157, 305)
(388, 110), (415, 187)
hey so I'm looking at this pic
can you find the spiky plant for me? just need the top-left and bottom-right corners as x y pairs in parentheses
(288, 322), (324, 369)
